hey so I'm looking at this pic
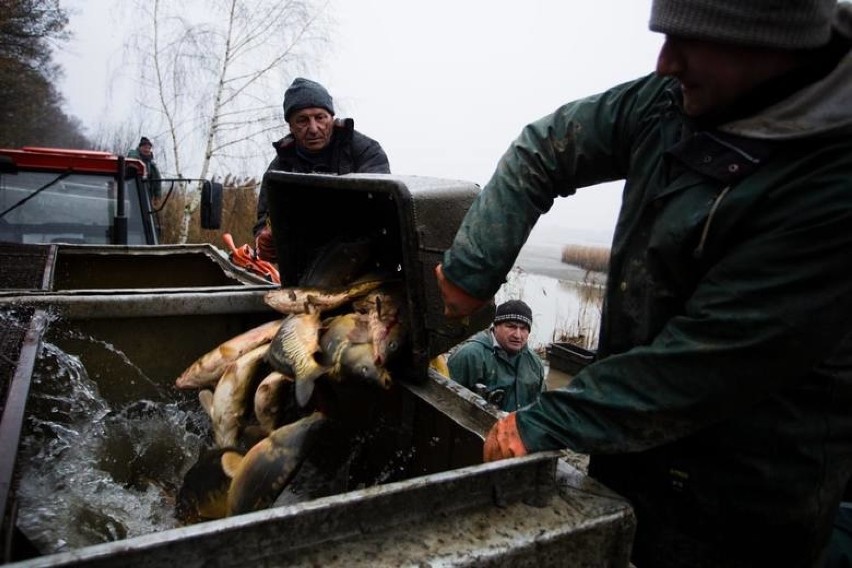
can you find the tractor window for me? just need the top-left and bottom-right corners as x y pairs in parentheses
(0, 171), (148, 245)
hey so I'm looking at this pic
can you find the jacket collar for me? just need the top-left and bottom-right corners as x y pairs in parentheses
(719, 3), (852, 140)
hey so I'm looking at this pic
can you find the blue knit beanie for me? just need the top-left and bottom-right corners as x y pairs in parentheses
(282, 78), (335, 121)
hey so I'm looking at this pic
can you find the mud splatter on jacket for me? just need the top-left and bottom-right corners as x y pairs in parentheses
(441, 7), (852, 566)
(253, 118), (389, 235)
(447, 329), (545, 411)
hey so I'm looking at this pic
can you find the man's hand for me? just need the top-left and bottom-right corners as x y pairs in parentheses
(255, 225), (277, 263)
(434, 263), (488, 318)
(483, 412), (528, 462)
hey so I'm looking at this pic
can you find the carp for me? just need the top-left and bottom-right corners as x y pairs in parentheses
(266, 307), (329, 407)
(263, 277), (384, 315)
(320, 312), (371, 350)
(253, 371), (296, 435)
(175, 447), (240, 525)
(429, 354), (450, 377)
(199, 343), (269, 448)
(353, 286), (407, 366)
(175, 319), (282, 390)
(297, 236), (376, 287)
(334, 342), (393, 389)
(222, 411), (328, 516)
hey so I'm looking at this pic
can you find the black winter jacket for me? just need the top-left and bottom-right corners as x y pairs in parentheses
(253, 118), (389, 235)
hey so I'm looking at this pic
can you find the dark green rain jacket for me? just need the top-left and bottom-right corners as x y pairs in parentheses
(442, 7), (852, 567)
(447, 329), (545, 411)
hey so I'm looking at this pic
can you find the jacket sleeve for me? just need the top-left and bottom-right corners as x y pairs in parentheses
(353, 138), (390, 174)
(441, 75), (665, 299)
(253, 157), (280, 236)
(516, 160), (852, 455)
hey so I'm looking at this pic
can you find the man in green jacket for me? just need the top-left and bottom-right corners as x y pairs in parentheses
(448, 300), (545, 411)
(435, 0), (852, 566)
(127, 136), (162, 200)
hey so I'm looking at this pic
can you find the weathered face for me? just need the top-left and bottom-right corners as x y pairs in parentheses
(655, 36), (802, 118)
(493, 321), (530, 356)
(288, 107), (333, 151)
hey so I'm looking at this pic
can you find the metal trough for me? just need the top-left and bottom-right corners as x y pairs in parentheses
(0, 174), (635, 565)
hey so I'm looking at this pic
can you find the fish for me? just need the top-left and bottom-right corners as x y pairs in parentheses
(175, 447), (241, 525)
(199, 343), (270, 448)
(263, 277), (384, 315)
(175, 319), (283, 390)
(266, 307), (329, 407)
(330, 341), (393, 390)
(429, 354), (450, 377)
(320, 313), (372, 351)
(352, 286), (407, 366)
(222, 411), (328, 516)
(297, 236), (376, 287)
(253, 371), (296, 435)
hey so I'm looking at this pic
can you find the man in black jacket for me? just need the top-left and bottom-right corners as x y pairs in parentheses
(254, 78), (390, 261)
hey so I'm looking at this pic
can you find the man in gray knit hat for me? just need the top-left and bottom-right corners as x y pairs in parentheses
(254, 77), (390, 261)
(435, 1), (852, 566)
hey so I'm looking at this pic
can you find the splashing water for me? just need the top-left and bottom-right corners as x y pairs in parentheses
(15, 341), (209, 555)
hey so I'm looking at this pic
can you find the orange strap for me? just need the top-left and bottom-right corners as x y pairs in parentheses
(222, 233), (281, 284)
(483, 412), (528, 462)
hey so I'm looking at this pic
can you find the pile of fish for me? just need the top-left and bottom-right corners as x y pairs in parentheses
(171, 238), (409, 524)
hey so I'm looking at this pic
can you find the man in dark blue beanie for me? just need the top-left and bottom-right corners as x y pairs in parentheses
(447, 299), (545, 412)
(254, 77), (390, 262)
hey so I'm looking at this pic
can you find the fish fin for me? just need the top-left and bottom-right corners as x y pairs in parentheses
(198, 389), (215, 417)
(242, 424), (269, 446)
(220, 451), (244, 479)
(295, 376), (316, 407)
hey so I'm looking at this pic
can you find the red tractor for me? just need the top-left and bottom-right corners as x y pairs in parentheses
(0, 146), (222, 245)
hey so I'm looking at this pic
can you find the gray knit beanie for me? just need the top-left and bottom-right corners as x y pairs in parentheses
(649, 0), (837, 49)
(282, 78), (335, 121)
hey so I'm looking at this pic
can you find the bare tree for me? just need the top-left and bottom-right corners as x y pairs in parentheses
(127, 0), (331, 242)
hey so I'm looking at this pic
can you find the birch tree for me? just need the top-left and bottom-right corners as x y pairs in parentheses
(128, 0), (330, 243)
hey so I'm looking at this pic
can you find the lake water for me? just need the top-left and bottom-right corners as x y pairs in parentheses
(494, 233), (609, 353)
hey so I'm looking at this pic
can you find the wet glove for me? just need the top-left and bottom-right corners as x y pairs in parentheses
(255, 225), (277, 263)
(483, 412), (528, 462)
(434, 263), (488, 319)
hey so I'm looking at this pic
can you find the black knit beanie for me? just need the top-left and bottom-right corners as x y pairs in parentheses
(649, 0), (836, 49)
(494, 300), (533, 329)
(139, 137), (152, 148)
(282, 78), (335, 121)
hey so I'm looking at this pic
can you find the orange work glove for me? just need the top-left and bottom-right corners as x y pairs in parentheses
(434, 263), (488, 319)
(483, 412), (528, 462)
(255, 225), (277, 263)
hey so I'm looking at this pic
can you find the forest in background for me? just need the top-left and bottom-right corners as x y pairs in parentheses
(0, 0), (90, 148)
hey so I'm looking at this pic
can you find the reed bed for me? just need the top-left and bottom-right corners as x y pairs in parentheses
(157, 177), (259, 249)
(560, 244), (610, 274)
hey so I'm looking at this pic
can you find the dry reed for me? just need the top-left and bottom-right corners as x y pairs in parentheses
(157, 176), (259, 249)
(560, 244), (610, 274)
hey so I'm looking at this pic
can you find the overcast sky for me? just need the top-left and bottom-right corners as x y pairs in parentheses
(55, 0), (661, 245)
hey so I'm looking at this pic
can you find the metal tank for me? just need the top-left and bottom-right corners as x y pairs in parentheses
(0, 173), (635, 566)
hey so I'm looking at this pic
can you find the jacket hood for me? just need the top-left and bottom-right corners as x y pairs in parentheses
(719, 2), (852, 140)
